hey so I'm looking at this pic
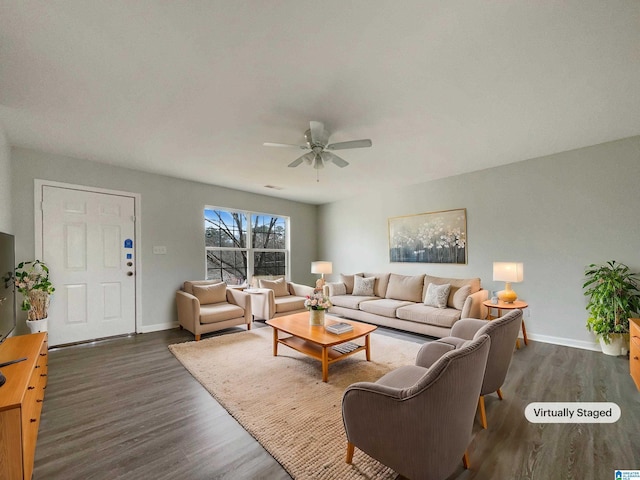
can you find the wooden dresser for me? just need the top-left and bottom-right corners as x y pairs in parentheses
(631, 318), (640, 391)
(0, 332), (48, 480)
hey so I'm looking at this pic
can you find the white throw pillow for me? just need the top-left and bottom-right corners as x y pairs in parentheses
(424, 283), (451, 309)
(352, 276), (375, 296)
(326, 282), (347, 296)
(452, 284), (472, 310)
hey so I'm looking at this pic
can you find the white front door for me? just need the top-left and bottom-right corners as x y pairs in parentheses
(41, 185), (137, 346)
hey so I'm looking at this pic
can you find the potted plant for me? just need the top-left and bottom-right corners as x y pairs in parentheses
(583, 260), (640, 356)
(3, 260), (55, 333)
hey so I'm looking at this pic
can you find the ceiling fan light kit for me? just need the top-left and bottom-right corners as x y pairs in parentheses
(264, 121), (372, 180)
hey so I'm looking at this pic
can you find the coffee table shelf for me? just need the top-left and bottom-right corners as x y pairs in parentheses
(267, 312), (377, 382)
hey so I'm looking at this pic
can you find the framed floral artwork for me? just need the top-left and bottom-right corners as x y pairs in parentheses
(388, 208), (467, 264)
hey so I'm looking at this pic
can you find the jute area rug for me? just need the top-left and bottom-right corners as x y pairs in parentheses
(169, 327), (423, 480)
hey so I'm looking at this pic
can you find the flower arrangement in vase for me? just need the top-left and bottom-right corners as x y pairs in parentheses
(304, 288), (332, 326)
(3, 260), (55, 332)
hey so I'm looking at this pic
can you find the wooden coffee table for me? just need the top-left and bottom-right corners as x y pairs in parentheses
(266, 312), (377, 382)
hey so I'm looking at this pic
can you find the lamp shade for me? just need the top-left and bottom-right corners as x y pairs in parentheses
(493, 262), (524, 283)
(311, 261), (333, 275)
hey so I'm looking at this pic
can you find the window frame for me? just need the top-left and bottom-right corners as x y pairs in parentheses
(204, 206), (290, 285)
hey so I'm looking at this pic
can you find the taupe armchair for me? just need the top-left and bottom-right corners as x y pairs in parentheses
(176, 281), (252, 341)
(416, 309), (523, 428)
(342, 334), (491, 480)
(251, 278), (314, 320)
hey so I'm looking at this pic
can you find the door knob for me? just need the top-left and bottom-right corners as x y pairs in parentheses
(127, 271), (134, 276)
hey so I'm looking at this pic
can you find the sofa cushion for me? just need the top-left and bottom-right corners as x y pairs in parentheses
(275, 295), (306, 313)
(326, 282), (347, 296)
(259, 277), (290, 297)
(199, 303), (245, 324)
(352, 276), (375, 296)
(385, 273), (425, 303)
(362, 272), (391, 298)
(424, 283), (451, 309)
(330, 295), (378, 310)
(192, 282), (227, 305)
(340, 274), (362, 294)
(360, 299), (413, 317)
(183, 280), (223, 295)
(396, 303), (462, 328)
(452, 284), (472, 310)
(423, 275), (481, 309)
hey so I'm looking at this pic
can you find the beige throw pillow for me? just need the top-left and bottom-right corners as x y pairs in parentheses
(259, 277), (290, 297)
(452, 284), (472, 310)
(424, 283), (451, 309)
(352, 276), (375, 296)
(326, 282), (347, 296)
(340, 274), (361, 294)
(192, 282), (227, 305)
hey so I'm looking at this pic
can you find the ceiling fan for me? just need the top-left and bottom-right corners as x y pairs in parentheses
(264, 121), (372, 170)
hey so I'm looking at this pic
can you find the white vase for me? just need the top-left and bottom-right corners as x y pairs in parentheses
(26, 317), (48, 334)
(599, 334), (629, 356)
(309, 309), (325, 326)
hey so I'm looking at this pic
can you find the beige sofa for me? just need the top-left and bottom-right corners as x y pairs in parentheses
(176, 280), (252, 340)
(324, 273), (488, 338)
(249, 277), (315, 320)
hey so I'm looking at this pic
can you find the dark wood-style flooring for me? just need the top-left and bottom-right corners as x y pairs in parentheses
(34, 323), (640, 480)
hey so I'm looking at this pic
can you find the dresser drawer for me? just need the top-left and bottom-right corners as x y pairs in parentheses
(631, 319), (640, 391)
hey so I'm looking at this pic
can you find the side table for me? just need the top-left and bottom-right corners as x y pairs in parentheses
(482, 299), (529, 348)
(244, 288), (272, 321)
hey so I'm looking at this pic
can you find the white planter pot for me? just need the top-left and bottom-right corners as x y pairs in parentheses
(26, 317), (48, 334)
(599, 334), (629, 356)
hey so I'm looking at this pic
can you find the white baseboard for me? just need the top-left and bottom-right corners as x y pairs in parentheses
(526, 333), (600, 352)
(138, 321), (179, 334)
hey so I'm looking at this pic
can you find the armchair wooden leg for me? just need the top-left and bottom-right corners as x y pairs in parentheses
(195, 334), (201, 341)
(497, 388), (503, 400)
(462, 451), (470, 469)
(346, 442), (355, 464)
(478, 396), (488, 429)
(247, 322), (252, 330)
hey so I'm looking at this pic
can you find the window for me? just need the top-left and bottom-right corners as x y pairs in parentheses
(204, 208), (289, 285)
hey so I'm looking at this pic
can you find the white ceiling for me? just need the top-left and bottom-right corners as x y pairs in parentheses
(1, 1), (639, 205)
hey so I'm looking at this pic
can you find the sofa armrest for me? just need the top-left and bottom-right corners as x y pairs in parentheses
(227, 288), (252, 323)
(176, 290), (200, 331)
(288, 282), (315, 297)
(461, 289), (488, 319)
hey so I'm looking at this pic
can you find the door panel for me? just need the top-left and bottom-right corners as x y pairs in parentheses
(42, 186), (136, 346)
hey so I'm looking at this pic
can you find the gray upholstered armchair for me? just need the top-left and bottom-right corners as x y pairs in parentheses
(342, 334), (491, 480)
(416, 309), (523, 429)
(176, 280), (252, 341)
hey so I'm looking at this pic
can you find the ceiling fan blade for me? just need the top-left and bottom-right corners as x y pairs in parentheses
(312, 154), (324, 169)
(264, 142), (308, 149)
(322, 151), (349, 168)
(326, 139), (372, 150)
(288, 152), (314, 168)
(309, 121), (329, 146)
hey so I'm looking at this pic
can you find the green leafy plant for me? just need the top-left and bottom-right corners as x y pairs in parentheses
(583, 260), (640, 343)
(3, 260), (55, 320)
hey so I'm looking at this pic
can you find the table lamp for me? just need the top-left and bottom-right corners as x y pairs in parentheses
(311, 261), (332, 289)
(493, 262), (523, 303)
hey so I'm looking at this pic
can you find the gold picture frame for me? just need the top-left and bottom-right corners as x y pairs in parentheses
(388, 208), (467, 264)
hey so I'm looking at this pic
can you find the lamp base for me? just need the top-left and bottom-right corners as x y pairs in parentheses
(497, 282), (518, 303)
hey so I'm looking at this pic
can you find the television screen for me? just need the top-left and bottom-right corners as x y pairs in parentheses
(0, 232), (16, 343)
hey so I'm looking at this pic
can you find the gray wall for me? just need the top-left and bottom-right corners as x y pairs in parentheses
(318, 136), (640, 350)
(0, 125), (11, 233)
(10, 147), (318, 334)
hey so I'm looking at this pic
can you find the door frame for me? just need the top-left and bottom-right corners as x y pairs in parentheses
(34, 179), (142, 334)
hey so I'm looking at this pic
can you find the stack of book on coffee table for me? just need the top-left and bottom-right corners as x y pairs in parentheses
(326, 322), (354, 334)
